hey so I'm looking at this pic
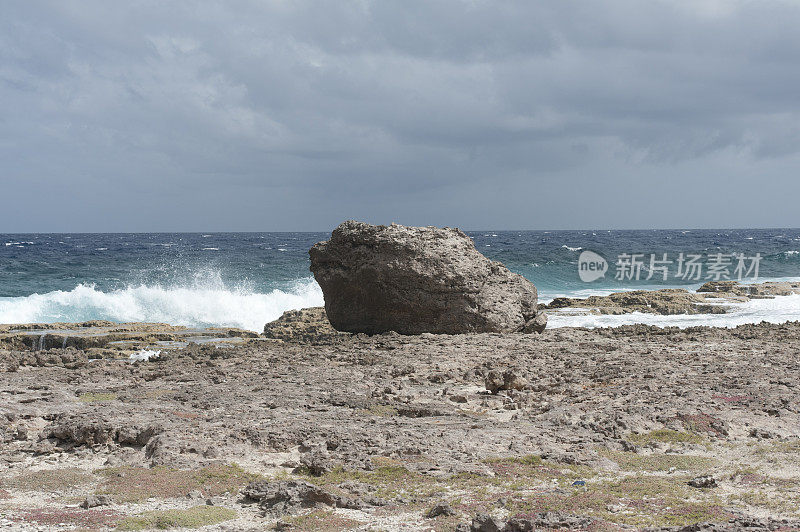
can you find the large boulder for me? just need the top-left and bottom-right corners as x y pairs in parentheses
(309, 221), (545, 334)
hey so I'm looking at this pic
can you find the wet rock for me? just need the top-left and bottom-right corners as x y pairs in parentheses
(309, 221), (544, 334)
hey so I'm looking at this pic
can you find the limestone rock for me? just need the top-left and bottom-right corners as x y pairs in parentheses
(545, 288), (728, 315)
(309, 221), (544, 334)
(242, 479), (363, 516)
(698, 280), (800, 298)
(263, 307), (341, 343)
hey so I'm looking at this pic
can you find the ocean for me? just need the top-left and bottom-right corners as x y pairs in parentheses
(1, 229), (799, 332)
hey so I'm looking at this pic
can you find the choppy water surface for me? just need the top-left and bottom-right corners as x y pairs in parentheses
(1, 230), (798, 330)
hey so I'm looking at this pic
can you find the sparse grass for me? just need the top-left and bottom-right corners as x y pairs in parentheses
(508, 488), (618, 516)
(752, 439), (800, 458)
(0, 468), (95, 492)
(601, 474), (690, 499)
(601, 449), (716, 472)
(115, 505), (236, 530)
(12, 508), (122, 528)
(479, 454), (597, 489)
(730, 467), (799, 489)
(291, 449), (793, 528)
(306, 463), (443, 501)
(729, 490), (800, 514)
(484, 454), (543, 466)
(143, 388), (176, 399)
(508, 475), (730, 528)
(96, 463), (262, 502)
(78, 392), (118, 402)
(675, 413), (727, 437)
(277, 509), (365, 531)
(626, 429), (706, 446)
(299, 456), (449, 502)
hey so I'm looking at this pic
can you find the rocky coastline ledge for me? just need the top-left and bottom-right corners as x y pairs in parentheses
(2, 319), (800, 530)
(2, 223), (800, 530)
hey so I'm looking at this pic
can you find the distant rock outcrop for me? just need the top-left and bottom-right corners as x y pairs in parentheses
(698, 280), (800, 298)
(309, 221), (546, 334)
(544, 288), (728, 315)
(544, 281), (800, 317)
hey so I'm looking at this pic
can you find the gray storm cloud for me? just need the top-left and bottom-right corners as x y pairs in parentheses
(1, 1), (799, 231)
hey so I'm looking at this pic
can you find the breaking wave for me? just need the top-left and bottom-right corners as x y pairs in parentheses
(547, 293), (800, 329)
(0, 277), (323, 332)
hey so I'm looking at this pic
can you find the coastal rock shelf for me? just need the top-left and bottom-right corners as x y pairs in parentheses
(2, 320), (800, 529)
(543, 280), (800, 316)
(0, 321), (260, 358)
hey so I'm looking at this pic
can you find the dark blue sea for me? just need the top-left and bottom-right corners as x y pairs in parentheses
(1, 229), (799, 331)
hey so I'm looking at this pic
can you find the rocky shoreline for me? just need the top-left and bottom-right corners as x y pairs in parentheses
(543, 281), (800, 316)
(2, 304), (800, 530)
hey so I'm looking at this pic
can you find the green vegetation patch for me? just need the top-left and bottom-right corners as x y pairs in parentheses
(304, 463), (444, 501)
(13, 508), (123, 528)
(116, 505), (236, 530)
(729, 489), (800, 514)
(601, 449), (717, 472)
(97, 463), (262, 502)
(78, 392), (118, 402)
(508, 475), (729, 528)
(480, 454), (597, 488)
(626, 429), (706, 446)
(752, 438), (800, 458)
(0, 468), (95, 492)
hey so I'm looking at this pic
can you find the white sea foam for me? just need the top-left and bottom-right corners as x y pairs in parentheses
(561, 245), (582, 252)
(547, 293), (800, 329)
(130, 349), (161, 362)
(0, 277), (323, 332)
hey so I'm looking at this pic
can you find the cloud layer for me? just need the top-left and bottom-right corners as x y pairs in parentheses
(2, 1), (799, 230)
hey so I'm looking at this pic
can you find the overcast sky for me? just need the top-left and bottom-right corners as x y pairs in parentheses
(1, 1), (799, 231)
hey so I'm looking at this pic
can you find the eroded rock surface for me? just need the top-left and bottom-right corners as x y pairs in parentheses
(1, 318), (800, 530)
(309, 220), (546, 334)
(545, 281), (800, 316)
(545, 288), (726, 315)
(262, 307), (342, 343)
